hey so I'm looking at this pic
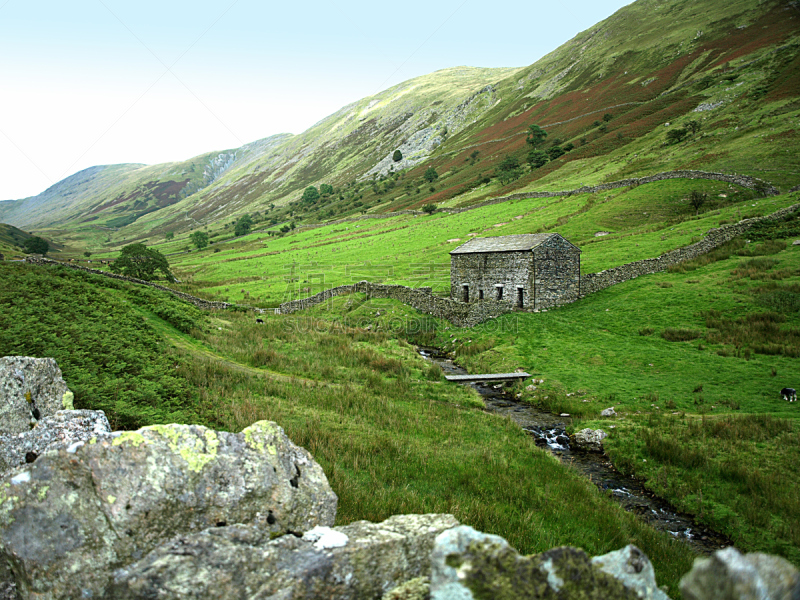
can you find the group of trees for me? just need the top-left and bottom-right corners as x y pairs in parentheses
(666, 119), (701, 144)
(110, 243), (175, 282)
(23, 236), (49, 255)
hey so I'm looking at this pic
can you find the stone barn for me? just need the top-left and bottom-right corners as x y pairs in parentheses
(449, 233), (580, 310)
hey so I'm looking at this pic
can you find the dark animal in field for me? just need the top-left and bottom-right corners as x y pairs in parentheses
(256, 318), (264, 324)
(781, 388), (797, 402)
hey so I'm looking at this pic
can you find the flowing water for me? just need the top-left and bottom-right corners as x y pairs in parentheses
(418, 347), (731, 555)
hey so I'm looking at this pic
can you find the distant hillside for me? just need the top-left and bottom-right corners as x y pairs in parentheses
(4, 0), (798, 251)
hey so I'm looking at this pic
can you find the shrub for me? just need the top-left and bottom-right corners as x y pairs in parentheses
(661, 328), (702, 341)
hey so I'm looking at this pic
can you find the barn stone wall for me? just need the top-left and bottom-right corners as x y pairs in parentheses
(450, 251), (533, 306)
(533, 236), (581, 309)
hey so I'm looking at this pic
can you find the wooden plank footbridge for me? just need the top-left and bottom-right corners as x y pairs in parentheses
(445, 372), (530, 384)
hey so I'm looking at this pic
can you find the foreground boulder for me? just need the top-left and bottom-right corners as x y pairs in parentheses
(0, 409), (112, 479)
(111, 513), (458, 599)
(571, 428), (607, 453)
(430, 526), (667, 600)
(0, 421), (336, 600)
(0, 357), (72, 435)
(680, 546), (800, 600)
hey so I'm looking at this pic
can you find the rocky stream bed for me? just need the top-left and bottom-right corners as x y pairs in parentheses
(418, 347), (731, 555)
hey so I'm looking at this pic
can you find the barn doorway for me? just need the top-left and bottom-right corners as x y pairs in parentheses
(517, 288), (524, 308)
(462, 285), (469, 302)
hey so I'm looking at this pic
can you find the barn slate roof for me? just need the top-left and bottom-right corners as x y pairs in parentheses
(449, 233), (580, 254)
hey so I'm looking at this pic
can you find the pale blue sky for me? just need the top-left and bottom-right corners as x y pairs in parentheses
(0, 0), (632, 200)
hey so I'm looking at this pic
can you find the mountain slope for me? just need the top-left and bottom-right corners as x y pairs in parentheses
(4, 0), (798, 249)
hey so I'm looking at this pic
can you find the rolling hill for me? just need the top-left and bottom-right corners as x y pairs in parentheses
(1, 0), (797, 253)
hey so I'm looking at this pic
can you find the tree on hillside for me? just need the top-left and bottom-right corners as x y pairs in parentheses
(320, 184), (334, 196)
(234, 214), (253, 237)
(666, 127), (689, 144)
(689, 190), (707, 215)
(547, 146), (565, 160)
(110, 243), (174, 282)
(495, 156), (523, 185)
(526, 124), (547, 148)
(83, 251), (92, 258)
(527, 149), (548, 169)
(190, 231), (209, 250)
(165, 231), (174, 240)
(23, 236), (49, 255)
(422, 203), (437, 215)
(392, 149), (403, 162)
(302, 186), (320, 205)
(423, 166), (439, 183)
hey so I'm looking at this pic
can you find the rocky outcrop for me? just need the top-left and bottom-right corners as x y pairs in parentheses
(0, 357), (72, 435)
(430, 525), (664, 599)
(0, 420), (336, 600)
(0, 409), (112, 479)
(680, 546), (799, 600)
(110, 513), (459, 600)
(571, 428), (608, 452)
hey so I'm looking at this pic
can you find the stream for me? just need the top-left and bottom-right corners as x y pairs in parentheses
(418, 347), (731, 555)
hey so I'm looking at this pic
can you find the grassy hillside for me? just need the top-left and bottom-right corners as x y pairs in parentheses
(0, 260), (698, 595)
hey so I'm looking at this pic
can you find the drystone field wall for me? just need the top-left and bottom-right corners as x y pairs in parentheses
(441, 170), (780, 215)
(581, 202), (800, 296)
(22, 257), (232, 310)
(281, 202), (800, 327)
(283, 170), (779, 233)
(279, 281), (513, 328)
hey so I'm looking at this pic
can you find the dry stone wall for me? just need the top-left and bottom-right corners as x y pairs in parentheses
(581, 202), (800, 296)
(442, 170), (780, 215)
(22, 257), (232, 310)
(279, 281), (513, 328)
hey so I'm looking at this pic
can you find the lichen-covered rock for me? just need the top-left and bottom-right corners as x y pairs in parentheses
(680, 546), (800, 600)
(383, 577), (430, 600)
(0, 357), (71, 435)
(430, 526), (642, 600)
(0, 421), (336, 600)
(601, 406), (617, 417)
(110, 513), (458, 600)
(571, 428), (607, 452)
(592, 545), (670, 600)
(0, 410), (112, 479)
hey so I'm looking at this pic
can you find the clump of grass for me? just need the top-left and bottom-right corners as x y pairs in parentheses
(705, 311), (800, 357)
(731, 257), (779, 279)
(639, 327), (655, 336)
(657, 282), (673, 288)
(661, 328), (702, 341)
(455, 338), (495, 357)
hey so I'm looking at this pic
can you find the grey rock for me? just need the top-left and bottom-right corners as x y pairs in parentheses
(1, 558), (17, 600)
(680, 546), (800, 600)
(430, 525), (641, 599)
(0, 357), (71, 435)
(601, 406), (617, 417)
(0, 409), (112, 479)
(592, 545), (670, 600)
(792, 239), (800, 246)
(572, 428), (608, 452)
(0, 420), (336, 600)
(110, 513), (458, 600)
(383, 577), (430, 600)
